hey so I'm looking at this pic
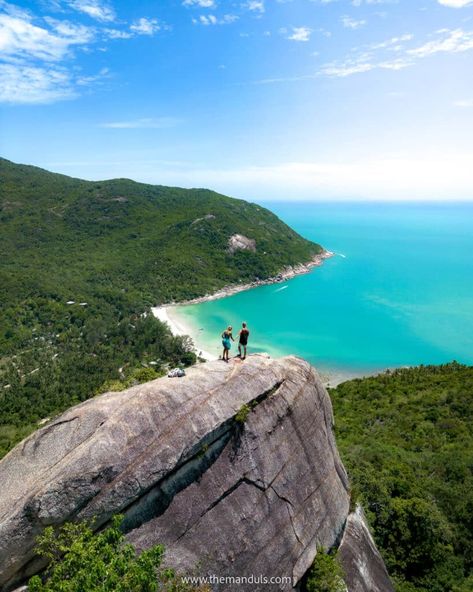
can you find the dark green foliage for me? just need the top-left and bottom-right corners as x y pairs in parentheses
(304, 548), (346, 592)
(235, 403), (251, 424)
(0, 158), (321, 311)
(235, 399), (259, 424)
(0, 158), (321, 458)
(28, 516), (207, 592)
(330, 362), (473, 592)
(0, 312), (195, 458)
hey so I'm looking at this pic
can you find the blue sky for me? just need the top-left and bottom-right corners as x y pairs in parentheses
(1, 0), (473, 200)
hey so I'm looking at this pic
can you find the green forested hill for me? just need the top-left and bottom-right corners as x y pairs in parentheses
(0, 158), (322, 457)
(0, 157), (321, 307)
(331, 363), (473, 592)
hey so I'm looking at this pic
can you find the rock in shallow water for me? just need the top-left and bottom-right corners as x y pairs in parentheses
(0, 354), (391, 591)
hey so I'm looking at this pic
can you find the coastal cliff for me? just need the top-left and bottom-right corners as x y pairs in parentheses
(0, 355), (393, 591)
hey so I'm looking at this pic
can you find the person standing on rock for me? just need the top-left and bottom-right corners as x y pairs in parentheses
(237, 322), (250, 360)
(221, 326), (234, 362)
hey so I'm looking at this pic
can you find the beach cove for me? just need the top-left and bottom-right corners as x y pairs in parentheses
(153, 202), (473, 385)
(151, 251), (333, 363)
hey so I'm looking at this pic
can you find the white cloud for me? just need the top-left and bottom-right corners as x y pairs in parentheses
(0, 0), (31, 19)
(321, 56), (413, 76)
(0, 5), (97, 103)
(0, 13), (94, 61)
(377, 58), (412, 70)
(66, 0), (115, 22)
(267, 156), (473, 200)
(197, 14), (217, 25)
(341, 16), (366, 29)
(351, 0), (398, 5)
(321, 61), (376, 76)
(221, 13), (238, 23)
(314, 0), (397, 4)
(183, 0), (216, 6)
(77, 66), (109, 85)
(260, 27), (473, 82)
(91, 156), (473, 201)
(202, 157), (473, 200)
(320, 28), (473, 78)
(287, 26), (312, 42)
(130, 18), (160, 35)
(437, 0), (473, 7)
(45, 153), (473, 201)
(100, 117), (182, 128)
(194, 13), (238, 25)
(104, 28), (132, 39)
(107, 20), (164, 38)
(246, 1), (265, 13)
(0, 1), (164, 104)
(0, 62), (76, 103)
(408, 29), (473, 58)
(259, 26), (473, 83)
(369, 34), (413, 50)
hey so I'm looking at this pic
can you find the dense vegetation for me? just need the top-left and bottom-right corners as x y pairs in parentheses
(0, 158), (321, 457)
(303, 549), (345, 592)
(331, 363), (473, 592)
(28, 516), (208, 592)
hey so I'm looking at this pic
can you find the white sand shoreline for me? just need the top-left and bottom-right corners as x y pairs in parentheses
(151, 305), (218, 361)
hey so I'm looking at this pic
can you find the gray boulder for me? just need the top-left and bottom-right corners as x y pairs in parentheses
(338, 506), (395, 592)
(228, 234), (257, 253)
(0, 355), (391, 591)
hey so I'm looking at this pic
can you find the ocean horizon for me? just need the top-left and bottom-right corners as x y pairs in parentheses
(170, 201), (473, 380)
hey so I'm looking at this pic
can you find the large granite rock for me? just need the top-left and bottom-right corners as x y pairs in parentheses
(0, 355), (391, 591)
(338, 506), (395, 592)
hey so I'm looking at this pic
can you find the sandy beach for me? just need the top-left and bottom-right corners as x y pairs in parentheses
(151, 305), (219, 361)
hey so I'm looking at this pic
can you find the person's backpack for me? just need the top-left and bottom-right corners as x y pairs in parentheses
(168, 368), (186, 378)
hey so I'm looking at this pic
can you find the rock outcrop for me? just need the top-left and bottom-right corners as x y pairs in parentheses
(338, 506), (395, 592)
(228, 233), (256, 253)
(0, 355), (392, 591)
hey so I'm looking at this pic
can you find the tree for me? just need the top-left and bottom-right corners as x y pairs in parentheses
(28, 516), (207, 592)
(304, 549), (346, 592)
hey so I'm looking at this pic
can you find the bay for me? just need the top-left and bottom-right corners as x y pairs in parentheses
(174, 202), (473, 378)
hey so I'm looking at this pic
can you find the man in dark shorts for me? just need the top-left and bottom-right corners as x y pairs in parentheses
(237, 322), (250, 359)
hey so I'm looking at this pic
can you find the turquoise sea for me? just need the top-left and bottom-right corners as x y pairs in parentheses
(176, 202), (473, 378)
